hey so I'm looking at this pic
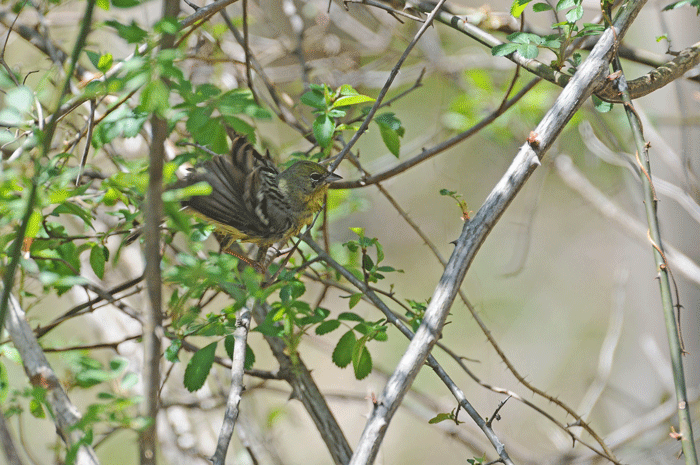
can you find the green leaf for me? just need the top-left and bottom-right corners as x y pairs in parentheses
(165, 339), (182, 363)
(245, 345), (255, 370)
(332, 331), (356, 368)
(565, 4), (583, 22)
(339, 84), (359, 96)
(183, 342), (217, 392)
(25, 210), (42, 238)
(362, 254), (374, 271)
(532, 2), (553, 11)
(338, 312), (364, 322)
(29, 399), (45, 418)
(111, 0), (143, 7)
(662, 0), (699, 11)
(555, 0), (576, 10)
(352, 343), (372, 380)
(592, 95), (613, 113)
(0, 362), (8, 404)
(316, 320), (341, 335)
(333, 94), (375, 108)
(429, 412), (454, 424)
(491, 43), (519, 57)
(301, 89), (327, 110)
(510, 0), (532, 17)
(348, 293), (363, 309)
(104, 20), (148, 43)
(518, 44), (540, 59)
(97, 53), (113, 73)
(140, 80), (169, 115)
(89, 245), (106, 279)
(4, 86), (33, 115)
(374, 113), (404, 157)
(313, 114), (335, 149)
(224, 334), (235, 358)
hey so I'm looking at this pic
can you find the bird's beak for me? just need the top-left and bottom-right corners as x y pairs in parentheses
(326, 172), (342, 183)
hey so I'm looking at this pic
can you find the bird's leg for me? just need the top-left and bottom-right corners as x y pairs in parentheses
(220, 245), (267, 274)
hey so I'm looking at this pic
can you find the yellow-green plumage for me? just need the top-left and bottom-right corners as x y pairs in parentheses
(178, 135), (341, 251)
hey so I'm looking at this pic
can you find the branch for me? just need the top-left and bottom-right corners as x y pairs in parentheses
(611, 52), (698, 465)
(305, 240), (515, 465)
(4, 291), (99, 465)
(139, 0), (180, 462)
(251, 301), (353, 465)
(211, 303), (252, 465)
(345, 0), (648, 461)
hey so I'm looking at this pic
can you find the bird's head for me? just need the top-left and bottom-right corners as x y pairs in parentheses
(278, 161), (342, 212)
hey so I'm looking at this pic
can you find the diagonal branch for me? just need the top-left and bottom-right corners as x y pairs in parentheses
(346, 0), (648, 462)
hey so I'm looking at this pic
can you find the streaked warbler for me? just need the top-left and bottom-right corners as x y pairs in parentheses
(178, 134), (341, 268)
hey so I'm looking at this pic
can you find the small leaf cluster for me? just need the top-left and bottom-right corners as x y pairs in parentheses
(301, 84), (405, 157)
(0, 154), (124, 296)
(3, 353), (144, 464)
(330, 312), (387, 380)
(495, 0), (605, 70)
(343, 227), (402, 284)
(301, 83), (375, 152)
(428, 407), (464, 425)
(662, 0), (700, 14)
(181, 338), (255, 393)
(253, 278), (330, 364)
(405, 299), (428, 333)
(440, 188), (471, 221)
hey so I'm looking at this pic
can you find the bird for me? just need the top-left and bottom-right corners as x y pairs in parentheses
(177, 134), (342, 270)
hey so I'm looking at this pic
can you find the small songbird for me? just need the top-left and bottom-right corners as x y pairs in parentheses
(177, 134), (341, 269)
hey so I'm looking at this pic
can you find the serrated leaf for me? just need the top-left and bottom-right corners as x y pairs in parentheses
(532, 2), (553, 10)
(333, 95), (375, 108)
(377, 123), (400, 157)
(518, 44), (540, 59)
(352, 344), (372, 380)
(338, 312), (364, 322)
(556, 0), (576, 10)
(313, 114), (335, 149)
(332, 331), (356, 368)
(565, 4), (583, 22)
(141, 80), (169, 115)
(183, 342), (217, 392)
(89, 245), (106, 279)
(492, 43), (519, 57)
(348, 293), (362, 309)
(592, 95), (613, 113)
(510, 0), (532, 17)
(244, 345), (255, 370)
(0, 362), (8, 404)
(224, 334), (235, 358)
(362, 254), (374, 271)
(25, 210), (42, 238)
(165, 339), (182, 362)
(316, 319), (341, 335)
(428, 412), (453, 424)
(29, 399), (45, 418)
(5, 86), (33, 114)
(301, 89), (327, 110)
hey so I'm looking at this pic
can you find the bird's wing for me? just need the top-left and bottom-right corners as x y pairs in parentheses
(180, 135), (282, 237)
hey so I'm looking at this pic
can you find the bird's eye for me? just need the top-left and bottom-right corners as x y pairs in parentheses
(309, 172), (324, 184)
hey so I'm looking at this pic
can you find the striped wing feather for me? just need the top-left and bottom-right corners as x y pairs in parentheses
(181, 136), (285, 240)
